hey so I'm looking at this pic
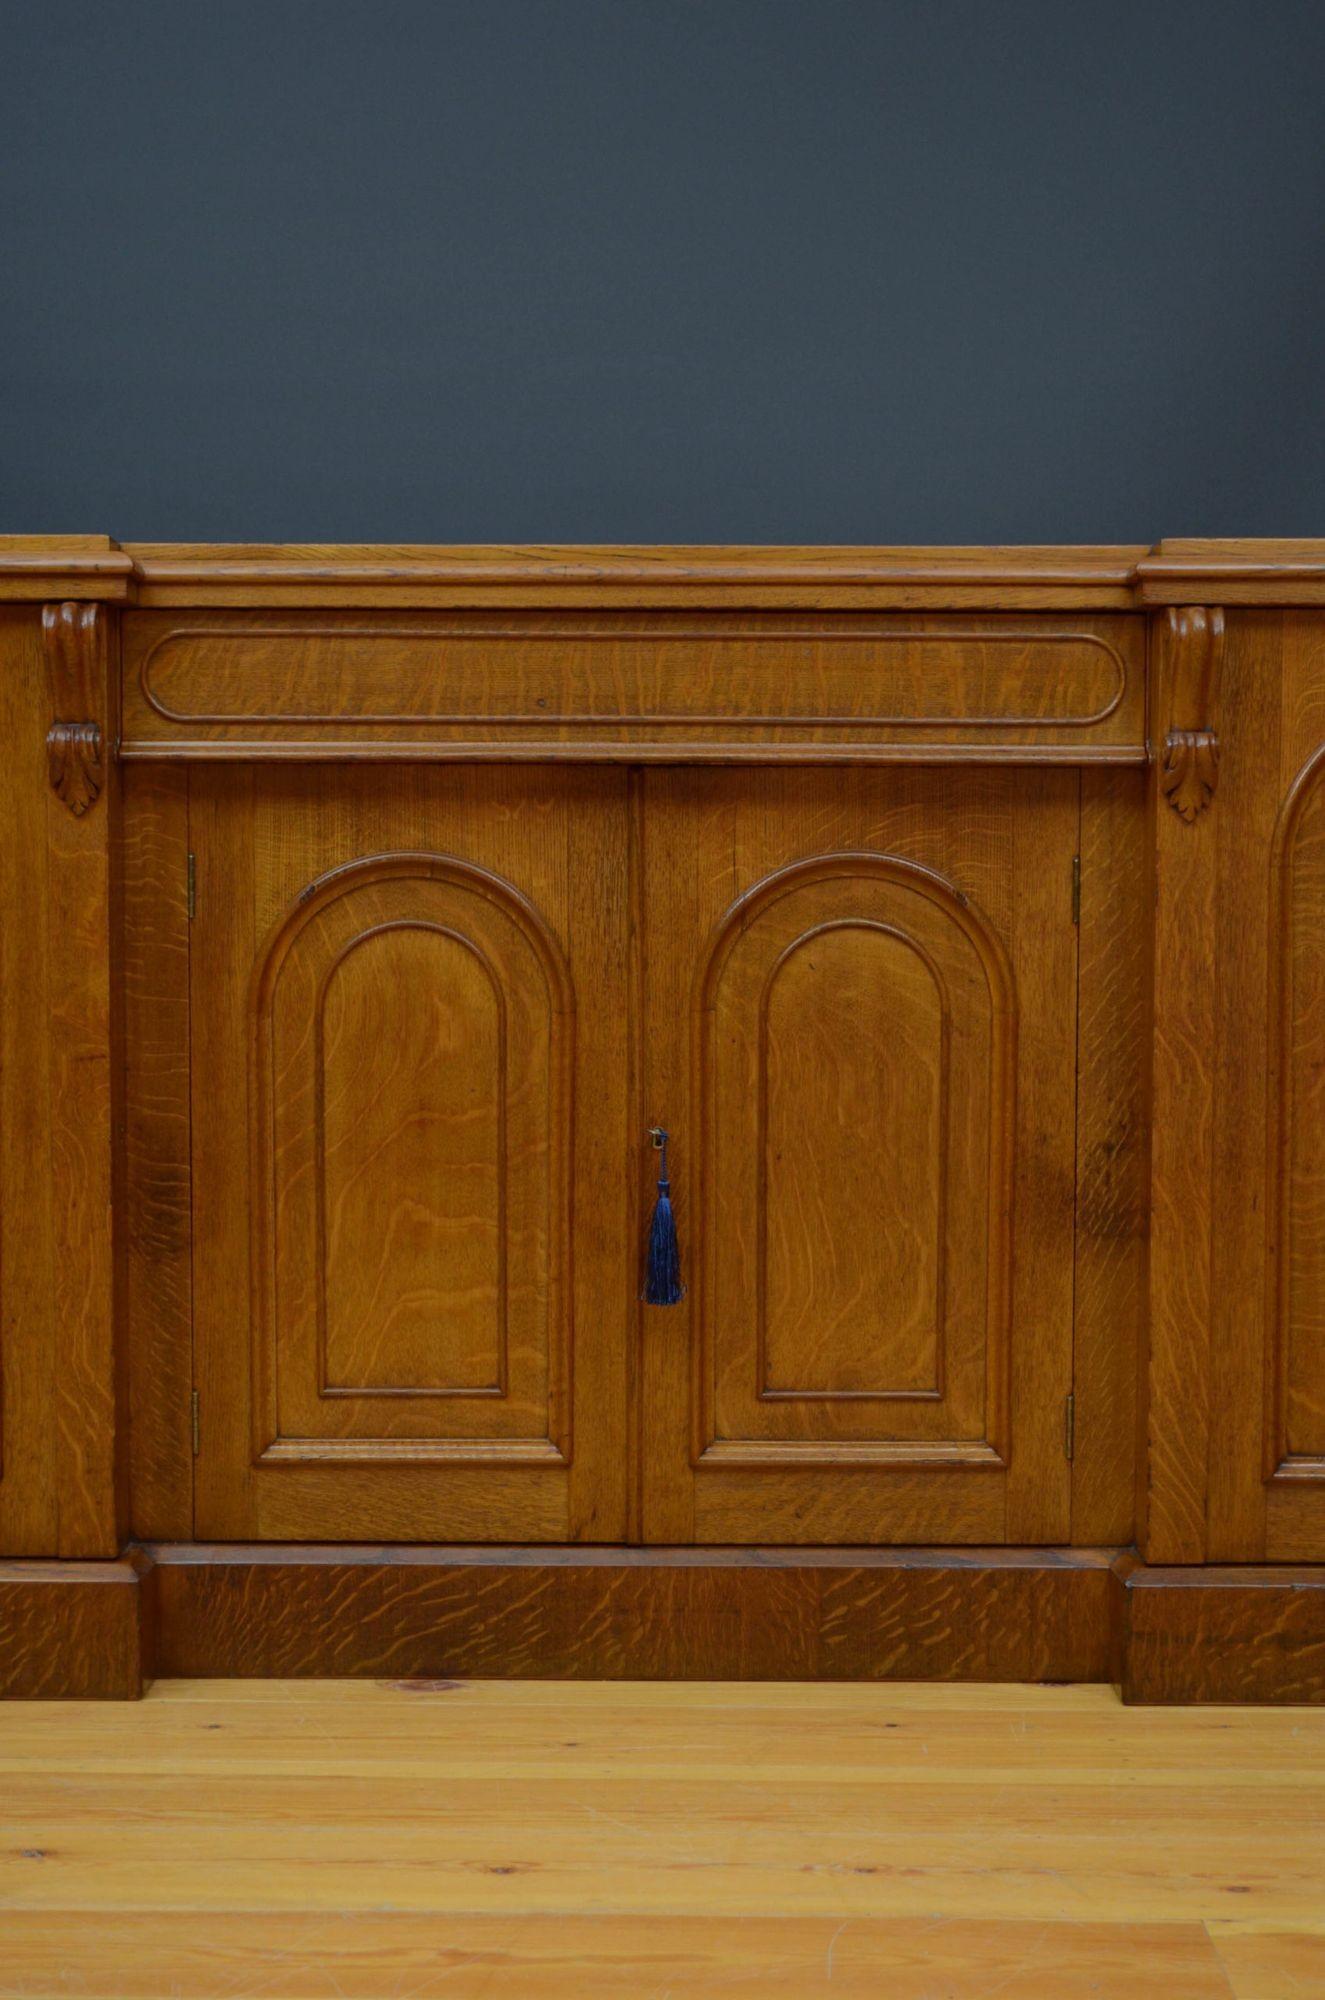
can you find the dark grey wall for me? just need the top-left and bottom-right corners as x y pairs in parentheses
(2, 0), (1323, 542)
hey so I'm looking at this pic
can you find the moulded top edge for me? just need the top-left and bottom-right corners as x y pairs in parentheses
(0, 535), (135, 600)
(117, 541), (1156, 612)
(119, 542), (1150, 582)
(7, 538), (1325, 605)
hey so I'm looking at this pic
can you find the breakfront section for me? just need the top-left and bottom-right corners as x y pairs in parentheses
(1, 537), (1323, 1700)
(1147, 590), (1325, 1574)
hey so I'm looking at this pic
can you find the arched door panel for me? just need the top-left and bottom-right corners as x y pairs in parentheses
(698, 855), (1012, 1466)
(252, 855), (570, 1463)
(190, 765), (629, 1543)
(638, 766), (1079, 1546)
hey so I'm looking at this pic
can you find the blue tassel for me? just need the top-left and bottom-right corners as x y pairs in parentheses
(643, 1127), (684, 1305)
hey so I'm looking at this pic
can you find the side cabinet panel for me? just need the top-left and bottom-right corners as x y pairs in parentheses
(1151, 609), (1325, 1560)
(0, 604), (119, 1557)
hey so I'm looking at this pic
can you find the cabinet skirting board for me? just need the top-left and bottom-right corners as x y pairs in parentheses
(3, 1545), (1324, 1703)
(0, 1556), (151, 1699)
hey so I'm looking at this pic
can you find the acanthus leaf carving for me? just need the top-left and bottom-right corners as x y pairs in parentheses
(46, 720), (103, 816)
(42, 600), (107, 817)
(1161, 727), (1219, 824)
(1161, 605), (1224, 822)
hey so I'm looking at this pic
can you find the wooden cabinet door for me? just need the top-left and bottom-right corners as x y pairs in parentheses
(190, 766), (630, 1542)
(638, 769), (1080, 1545)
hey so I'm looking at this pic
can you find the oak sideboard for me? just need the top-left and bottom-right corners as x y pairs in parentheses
(2, 535), (1324, 1701)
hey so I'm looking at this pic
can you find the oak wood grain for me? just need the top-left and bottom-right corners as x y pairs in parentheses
(119, 609), (1146, 760)
(640, 767), (1077, 1547)
(0, 605), (119, 1559)
(43, 605), (121, 1555)
(1148, 610), (1325, 1566)
(1115, 1557), (1325, 1703)
(1145, 609), (1222, 1562)
(0, 610), (60, 1554)
(0, 1556), (146, 1697)
(146, 1543), (1115, 1683)
(9, 533), (1325, 607)
(700, 851), (1011, 1458)
(1004, 767), (1080, 1542)
(122, 765), (194, 1539)
(189, 766), (630, 1542)
(1140, 538), (1325, 605)
(1207, 615), (1286, 1558)
(0, 535), (132, 602)
(251, 853), (572, 1462)
(120, 542), (1150, 613)
(1071, 770), (1147, 1546)
(12, 547), (1325, 1684)
(1263, 620), (1325, 1523)
(11, 1544), (1325, 1701)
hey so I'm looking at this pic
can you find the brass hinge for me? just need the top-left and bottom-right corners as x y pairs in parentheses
(190, 1388), (200, 1458)
(1071, 854), (1081, 925)
(186, 852), (196, 921)
(1064, 1390), (1075, 1462)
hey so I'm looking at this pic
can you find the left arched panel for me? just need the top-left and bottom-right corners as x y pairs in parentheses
(251, 854), (572, 1463)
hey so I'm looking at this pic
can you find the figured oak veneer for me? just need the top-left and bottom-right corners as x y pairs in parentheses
(4, 539), (1325, 1698)
(697, 851), (1014, 1456)
(250, 852), (572, 1462)
(119, 612), (1145, 761)
(0, 1557), (147, 1697)
(1147, 608), (1325, 1568)
(0, 601), (119, 1561)
(637, 766), (1077, 1547)
(188, 763), (630, 1545)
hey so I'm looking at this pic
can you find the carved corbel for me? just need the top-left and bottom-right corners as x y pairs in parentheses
(1159, 605), (1224, 823)
(42, 601), (106, 815)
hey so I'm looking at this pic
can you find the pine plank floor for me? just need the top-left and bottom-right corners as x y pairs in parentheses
(0, 1678), (1321, 1997)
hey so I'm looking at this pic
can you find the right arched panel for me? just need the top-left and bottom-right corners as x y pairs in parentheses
(696, 853), (1013, 1466)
